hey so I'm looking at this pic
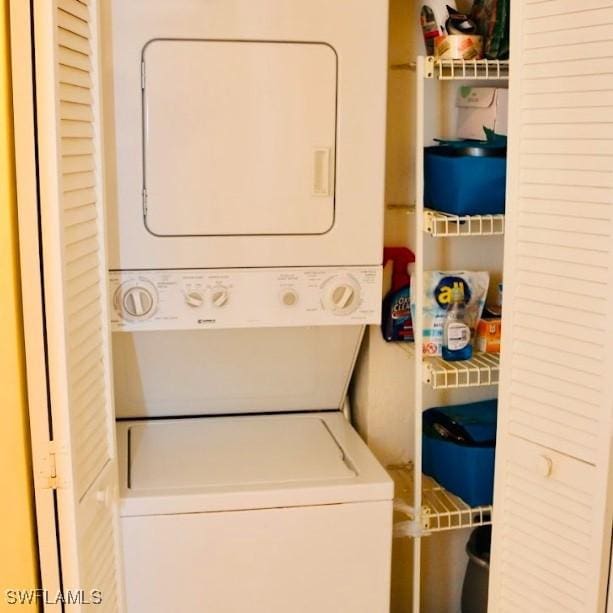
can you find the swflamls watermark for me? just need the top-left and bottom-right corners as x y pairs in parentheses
(5, 589), (102, 605)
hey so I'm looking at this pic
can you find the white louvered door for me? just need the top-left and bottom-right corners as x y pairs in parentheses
(31, 0), (124, 610)
(489, 1), (613, 612)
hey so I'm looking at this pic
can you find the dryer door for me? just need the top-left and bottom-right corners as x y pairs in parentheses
(143, 40), (337, 237)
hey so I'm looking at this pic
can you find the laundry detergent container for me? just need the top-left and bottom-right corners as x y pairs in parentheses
(424, 144), (506, 216)
(422, 399), (497, 506)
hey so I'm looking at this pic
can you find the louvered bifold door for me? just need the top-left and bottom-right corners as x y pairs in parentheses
(33, 1), (124, 611)
(489, 2), (613, 612)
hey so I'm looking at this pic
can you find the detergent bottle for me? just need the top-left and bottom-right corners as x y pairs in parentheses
(381, 247), (415, 342)
(442, 284), (473, 361)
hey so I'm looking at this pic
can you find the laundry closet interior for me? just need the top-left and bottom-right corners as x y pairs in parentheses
(10, 0), (613, 612)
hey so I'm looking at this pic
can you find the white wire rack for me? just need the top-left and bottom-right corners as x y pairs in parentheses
(385, 205), (505, 238)
(423, 352), (500, 389)
(428, 56), (509, 80)
(391, 57), (509, 81)
(425, 209), (505, 237)
(389, 463), (493, 535)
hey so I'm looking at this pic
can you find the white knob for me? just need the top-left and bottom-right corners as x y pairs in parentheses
(322, 276), (361, 315)
(332, 285), (354, 309)
(121, 286), (155, 319)
(281, 290), (298, 307)
(185, 291), (204, 307)
(537, 454), (553, 478)
(211, 287), (229, 307)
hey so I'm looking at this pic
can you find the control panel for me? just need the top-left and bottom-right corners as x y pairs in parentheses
(109, 266), (382, 331)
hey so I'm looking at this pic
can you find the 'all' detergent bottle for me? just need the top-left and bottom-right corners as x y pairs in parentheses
(442, 285), (472, 361)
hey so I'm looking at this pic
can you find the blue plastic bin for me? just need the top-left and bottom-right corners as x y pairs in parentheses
(424, 145), (506, 216)
(422, 399), (497, 507)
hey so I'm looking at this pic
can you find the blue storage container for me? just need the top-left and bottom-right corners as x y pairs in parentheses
(422, 399), (497, 507)
(424, 144), (506, 216)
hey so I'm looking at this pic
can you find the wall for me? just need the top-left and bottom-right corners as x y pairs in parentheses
(0, 0), (39, 608)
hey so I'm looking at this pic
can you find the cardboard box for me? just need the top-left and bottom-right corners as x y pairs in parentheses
(457, 87), (508, 140)
(476, 318), (501, 353)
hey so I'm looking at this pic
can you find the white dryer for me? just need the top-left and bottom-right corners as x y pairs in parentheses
(102, 0), (387, 330)
(103, 0), (387, 270)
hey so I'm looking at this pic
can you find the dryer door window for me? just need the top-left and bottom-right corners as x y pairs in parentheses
(142, 40), (337, 237)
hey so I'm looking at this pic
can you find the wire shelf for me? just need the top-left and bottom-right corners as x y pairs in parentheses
(427, 56), (509, 80)
(423, 352), (500, 389)
(389, 463), (493, 535)
(385, 205), (505, 237)
(425, 209), (505, 237)
(391, 57), (509, 81)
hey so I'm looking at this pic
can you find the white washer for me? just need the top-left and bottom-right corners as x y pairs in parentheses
(113, 326), (393, 611)
(117, 413), (392, 613)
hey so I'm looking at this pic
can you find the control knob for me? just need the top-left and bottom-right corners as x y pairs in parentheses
(281, 289), (299, 307)
(115, 281), (157, 321)
(321, 276), (361, 315)
(211, 286), (229, 307)
(185, 291), (204, 308)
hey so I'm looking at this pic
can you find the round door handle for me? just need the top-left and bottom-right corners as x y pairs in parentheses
(537, 454), (553, 478)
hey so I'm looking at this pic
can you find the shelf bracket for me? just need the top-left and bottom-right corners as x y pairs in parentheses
(393, 518), (427, 539)
(425, 56), (435, 79)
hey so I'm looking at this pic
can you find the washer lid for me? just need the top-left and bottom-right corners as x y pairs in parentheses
(128, 415), (355, 491)
(118, 412), (393, 516)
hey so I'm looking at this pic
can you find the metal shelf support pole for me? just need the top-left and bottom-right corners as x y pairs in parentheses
(411, 55), (427, 613)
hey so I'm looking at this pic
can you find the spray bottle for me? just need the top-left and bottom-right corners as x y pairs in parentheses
(381, 247), (416, 342)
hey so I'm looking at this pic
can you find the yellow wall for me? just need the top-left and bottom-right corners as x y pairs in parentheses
(0, 0), (39, 608)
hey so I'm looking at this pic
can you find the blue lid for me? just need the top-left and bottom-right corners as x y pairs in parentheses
(423, 399), (497, 444)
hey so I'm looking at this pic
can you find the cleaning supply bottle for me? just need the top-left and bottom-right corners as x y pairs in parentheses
(381, 247), (415, 342)
(442, 284), (473, 360)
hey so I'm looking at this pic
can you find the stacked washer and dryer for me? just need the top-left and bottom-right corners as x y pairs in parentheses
(102, 1), (392, 611)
